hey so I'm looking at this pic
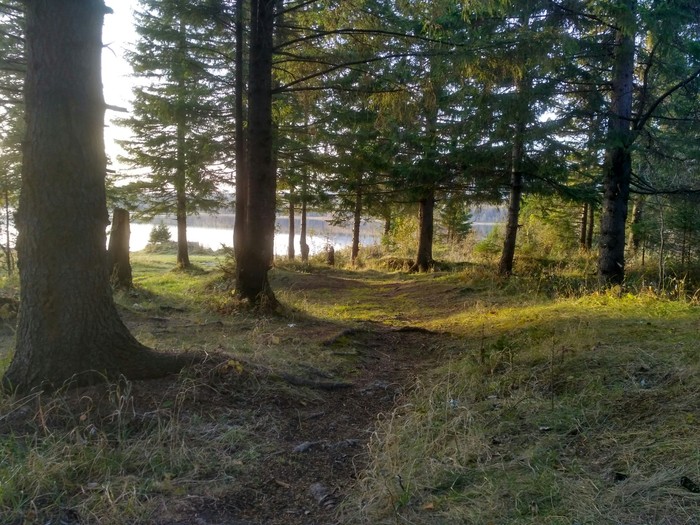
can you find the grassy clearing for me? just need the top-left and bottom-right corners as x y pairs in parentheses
(0, 250), (698, 524)
(342, 270), (700, 525)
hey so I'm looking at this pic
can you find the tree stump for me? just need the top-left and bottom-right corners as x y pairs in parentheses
(325, 244), (335, 266)
(107, 208), (133, 289)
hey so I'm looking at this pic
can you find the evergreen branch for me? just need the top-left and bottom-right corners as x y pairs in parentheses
(277, 0), (318, 17)
(634, 66), (700, 132)
(275, 27), (463, 52)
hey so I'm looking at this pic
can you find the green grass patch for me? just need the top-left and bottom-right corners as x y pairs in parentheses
(343, 279), (700, 524)
(1, 254), (699, 524)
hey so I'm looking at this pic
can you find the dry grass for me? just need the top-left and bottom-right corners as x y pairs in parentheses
(1, 254), (699, 524)
(342, 272), (700, 525)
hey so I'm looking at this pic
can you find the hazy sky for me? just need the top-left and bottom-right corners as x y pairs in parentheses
(103, 0), (140, 168)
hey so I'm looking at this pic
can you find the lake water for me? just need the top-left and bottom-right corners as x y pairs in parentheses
(118, 212), (502, 255)
(127, 221), (380, 255)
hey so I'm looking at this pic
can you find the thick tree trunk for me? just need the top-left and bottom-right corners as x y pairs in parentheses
(412, 187), (435, 272)
(351, 173), (362, 266)
(233, 0), (247, 263)
(236, 0), (277, 307)
(107, 208), (133, 289)
(579, 202), (588, 250)
(287, 192), (295, 260)
(498, 123), (525, 276)
(300, 196), (309, 263)
(3, 0), (189, 394)
(598, 0), (636, 285)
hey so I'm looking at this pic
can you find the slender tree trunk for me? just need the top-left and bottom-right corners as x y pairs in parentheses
(107, 208), (133, 289)
(351, 173), (363, 266)
(498, 63), (531, 277)
(175, 17), (190, 269)
(498, 121), (525, 276)
(681, 228), (687, 268)
(629, 196), (645, 254)
(587, 202), (595, 250)
(413, 186), (435, 272)
(4, 188), (12, 275)
(580, 202), (588, 250)
(598, 0), (636, 285)
(658, 200), (665, 285)
(3, 0), (189, 393)
(287, 190), (295, 260)
(233, 0), (247, 263)
(236, 0), (277, 307)
(383, 210), (391, 237)
(300, 175), (309, 263)
(175, 184), (190, 268)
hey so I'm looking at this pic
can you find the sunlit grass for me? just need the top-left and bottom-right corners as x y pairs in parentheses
(343, 277), (700, 524)
(1, 250), (699, 524)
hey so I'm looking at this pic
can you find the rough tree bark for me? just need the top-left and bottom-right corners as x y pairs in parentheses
(107, 208), (133, 289)
(236, 0), (277, 307)
(2, 0), (190, 394)
(598, 0), (635, 285)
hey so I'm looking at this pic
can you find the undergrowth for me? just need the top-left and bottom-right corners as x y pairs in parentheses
(1, 250), (699, 524)
(342, 283), (700, 524)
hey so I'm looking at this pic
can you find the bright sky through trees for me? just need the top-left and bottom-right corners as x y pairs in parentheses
(103, 0), (139, 167)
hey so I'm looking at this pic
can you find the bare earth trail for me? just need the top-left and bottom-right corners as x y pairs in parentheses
(148, 269), (463, 525)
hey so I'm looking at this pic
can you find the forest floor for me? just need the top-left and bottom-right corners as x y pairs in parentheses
(0, 253), (699, 525)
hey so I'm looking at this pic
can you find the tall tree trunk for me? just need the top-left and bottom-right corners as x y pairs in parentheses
(175, 183), (189, 268)
(598, 0), (636, 285)
(587, 202), (595, 250)
(233, 0), (247, 263)
(175, 16), (190, 269)
(351, 173), (363, 266)
(579, 202), (588, 250)
(287, 190), (295, 260)
(107, 208), (133, 289)
(658, 199), (665, 285)
(300, 191), (309, 263)
(236, 0), (277, 307)
(3, 0), (188, 394)
(498, 121), (525, 276)
(413, 187), (435, 272)
(4, 187), (12, 275)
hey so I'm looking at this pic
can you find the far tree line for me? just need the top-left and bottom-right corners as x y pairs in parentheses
(0, 0), (699, 391)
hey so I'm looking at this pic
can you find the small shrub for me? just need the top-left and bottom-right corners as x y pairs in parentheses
(148, 222), (172, 245)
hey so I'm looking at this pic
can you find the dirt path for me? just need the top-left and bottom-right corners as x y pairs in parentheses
(158, 325), (447, 525)
(0, 268), (457, 525)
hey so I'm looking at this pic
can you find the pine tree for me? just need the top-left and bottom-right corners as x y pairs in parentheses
(3, 0), (189, 393)
(118, 0), (230, 268)
(0, 1), (24, 274)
